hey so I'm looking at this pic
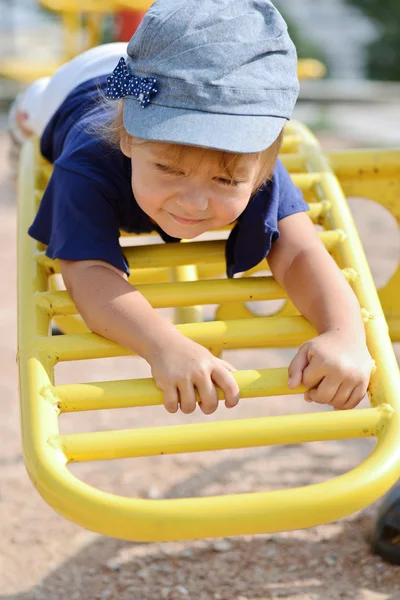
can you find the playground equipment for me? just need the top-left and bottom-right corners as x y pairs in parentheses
(17, 120), (400, 543)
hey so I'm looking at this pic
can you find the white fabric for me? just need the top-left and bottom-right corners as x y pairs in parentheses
(15, 43), (127, 137)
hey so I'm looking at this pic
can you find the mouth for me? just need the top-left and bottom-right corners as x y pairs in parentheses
(168, 212), (207, 225)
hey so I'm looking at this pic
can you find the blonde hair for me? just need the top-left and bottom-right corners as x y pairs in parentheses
(101, 100), (283, 192)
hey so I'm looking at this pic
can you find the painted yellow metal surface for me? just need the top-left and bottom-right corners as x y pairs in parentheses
(17, 127), (400, 542)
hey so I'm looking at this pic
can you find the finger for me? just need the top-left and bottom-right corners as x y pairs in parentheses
(341, 381), (369, 410)
(195, 375), (219, 415)
(212, 367), (240, 409)
(163, 386), (179, 414)
(218, 359), (237, 373)
(288, 345), (309, 388)
(177, 380), (197, 414)
(301, 357), (326, 390)
(328, 382), (356, 410)
(305, 376), (341, 405)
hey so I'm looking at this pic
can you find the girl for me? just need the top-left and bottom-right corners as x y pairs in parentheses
(14, 0), (373, 415)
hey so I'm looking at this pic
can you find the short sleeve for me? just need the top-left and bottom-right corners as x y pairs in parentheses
(225, 159), (309, 277)
(274, 159), (309, 221)
(28, 165), (129, 274)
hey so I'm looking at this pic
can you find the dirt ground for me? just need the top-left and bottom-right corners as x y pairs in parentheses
(0, 124), (399, 600)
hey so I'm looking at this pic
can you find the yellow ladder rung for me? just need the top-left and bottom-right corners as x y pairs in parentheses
(291, 173), (323, 191)
(280, 135), (301, 153)
(37, 268), (357, 315)
(36, 230), (346, 274)
(280, 153), (307, 172)
(51, 367), (302, 411)
(55, 407), (390, 462)
(38, 315), (318, 361)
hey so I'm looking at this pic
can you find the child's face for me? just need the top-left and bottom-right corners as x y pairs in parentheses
(121, 139), (259, 239)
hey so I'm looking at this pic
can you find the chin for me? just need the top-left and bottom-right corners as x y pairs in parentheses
(165, 224), (205, 239)
(159, 218), (210, 239)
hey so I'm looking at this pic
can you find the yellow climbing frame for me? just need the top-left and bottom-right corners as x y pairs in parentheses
(17, 122), (400, 541)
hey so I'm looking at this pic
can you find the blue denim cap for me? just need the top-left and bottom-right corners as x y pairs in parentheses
(122, 0), (299, 153)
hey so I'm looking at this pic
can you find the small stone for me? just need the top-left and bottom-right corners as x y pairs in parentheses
(105, 559), (121, 572)
(212, 539), (233, 552)
(161, 587), (172, 599)
(265, 546), (277, 558)
(71, 593), (81, 600)
(213, 594), (222, 600)
(151, 563), (173, 572)
(308, 558), (319, 568)
(323, 552), (339, 567)
(147, 486), (162, 499)
(87, 567), (97, 575)
(175, 585), (189, 596)
(180, 548), (194, 558)
(137, 567), (150, 580)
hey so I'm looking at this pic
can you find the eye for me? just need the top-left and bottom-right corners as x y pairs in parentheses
(154, 163), (183, 176)
(215, 177), (240, 187)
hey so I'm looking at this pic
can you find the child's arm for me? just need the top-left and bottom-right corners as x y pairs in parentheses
(267, 212), (374, 410)
(59, 259), (239, 414)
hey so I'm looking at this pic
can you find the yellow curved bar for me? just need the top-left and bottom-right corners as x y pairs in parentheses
(18, 128), (400, 541)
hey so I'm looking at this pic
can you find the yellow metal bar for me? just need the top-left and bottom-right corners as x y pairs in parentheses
(36, 268), (356, 316)
(35, 230), (346, 275)
(291, 173), (323, 191)
(57, 407), (390, 462)
(37, 315), (318, 361)
(280, 153), (307, 172)
(328, 149), (400, 180)
(280, 135), (300, 153)
(51, 367), (304, 412)
(170, 262), (203, 324)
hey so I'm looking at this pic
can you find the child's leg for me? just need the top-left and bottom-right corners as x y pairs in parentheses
(9, 42), (127, 141)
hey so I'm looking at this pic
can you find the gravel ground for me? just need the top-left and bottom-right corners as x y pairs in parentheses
(0, 125), (399, 600)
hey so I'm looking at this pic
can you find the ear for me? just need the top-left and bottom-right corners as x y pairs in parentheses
(120, 131), (132, 158)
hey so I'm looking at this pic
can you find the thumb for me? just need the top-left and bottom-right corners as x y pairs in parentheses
(288, 344), (310, 388)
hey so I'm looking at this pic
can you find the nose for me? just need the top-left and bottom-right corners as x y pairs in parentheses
(175, 189), (209, 214)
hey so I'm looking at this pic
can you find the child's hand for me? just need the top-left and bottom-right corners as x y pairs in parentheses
(149, 333), (240, 415)
(287, 330), (374, 410)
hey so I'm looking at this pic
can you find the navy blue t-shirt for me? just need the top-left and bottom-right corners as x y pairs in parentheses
(29, 76), (309, 277)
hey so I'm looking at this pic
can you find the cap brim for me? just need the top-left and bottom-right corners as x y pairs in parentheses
(123, 100), (286, 153)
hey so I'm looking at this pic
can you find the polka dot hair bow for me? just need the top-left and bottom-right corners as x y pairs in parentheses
(106, 57), (158, 108)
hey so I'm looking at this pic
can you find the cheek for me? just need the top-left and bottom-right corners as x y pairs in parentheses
(213, 194), (251, 222)
(130, 169), (165, 213)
